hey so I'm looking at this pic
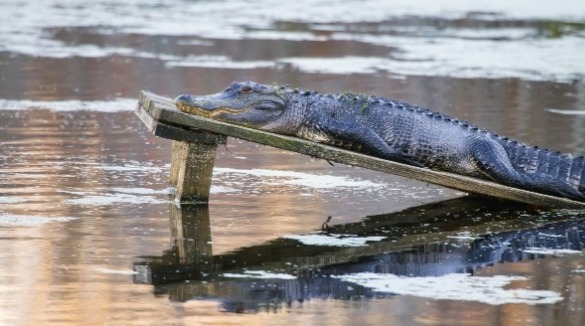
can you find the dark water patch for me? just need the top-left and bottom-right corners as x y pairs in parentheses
(134, 197), (585, 312)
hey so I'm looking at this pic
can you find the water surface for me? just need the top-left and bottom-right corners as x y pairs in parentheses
(1, 0), (585, 325)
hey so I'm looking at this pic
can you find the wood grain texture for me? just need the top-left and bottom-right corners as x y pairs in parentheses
(173, 140), (219, 203)
(137, 91), (585, 209)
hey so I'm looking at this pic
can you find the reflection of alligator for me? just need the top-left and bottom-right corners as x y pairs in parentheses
(322, 220), (585, 276)
(167, 219), (584, 312)
(176, 81), (585, 200)
(134, 198), (585, 312)
(156, 276), (384, 313)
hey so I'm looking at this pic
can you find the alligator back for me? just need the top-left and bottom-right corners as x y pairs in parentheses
(356, 98), (585, 200)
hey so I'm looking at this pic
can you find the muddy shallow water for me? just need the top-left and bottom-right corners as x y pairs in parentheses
(2, 1), (585, 325)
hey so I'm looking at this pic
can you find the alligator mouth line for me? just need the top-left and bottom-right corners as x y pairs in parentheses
(175, 102), (244, 118)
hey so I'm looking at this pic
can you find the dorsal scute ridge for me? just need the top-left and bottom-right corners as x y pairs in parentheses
(284, 86), (574, 168)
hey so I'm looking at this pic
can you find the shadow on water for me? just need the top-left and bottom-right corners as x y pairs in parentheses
(133, 197), (585, 313)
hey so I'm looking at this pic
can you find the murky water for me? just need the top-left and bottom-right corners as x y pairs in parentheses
(2, 0), (585, 325)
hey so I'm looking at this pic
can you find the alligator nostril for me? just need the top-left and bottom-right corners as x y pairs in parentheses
(175, 94), (192, 104)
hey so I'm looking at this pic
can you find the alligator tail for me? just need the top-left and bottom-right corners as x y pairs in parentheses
(504, 142), (585, 200)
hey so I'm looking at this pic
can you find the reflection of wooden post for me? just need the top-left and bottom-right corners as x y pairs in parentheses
(169, 203), (213, 265)
(132, 203), (215, 284)
(169, 135), (226, 203)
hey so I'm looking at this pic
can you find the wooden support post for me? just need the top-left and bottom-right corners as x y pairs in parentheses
(169, 135), (226, 203)
(169, 140), (184, 187)
(174, 140), (218, 203)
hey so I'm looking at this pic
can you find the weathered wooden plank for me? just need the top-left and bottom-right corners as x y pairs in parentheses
(137, 91), (585, 209)
(136, 105), (227, 144)
(135, 102), (157, 131)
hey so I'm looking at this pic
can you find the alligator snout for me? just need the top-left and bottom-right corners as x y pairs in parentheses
(175, 94), (192, 105)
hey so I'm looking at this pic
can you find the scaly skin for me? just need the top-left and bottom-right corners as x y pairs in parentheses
(175, 81), (585, 201)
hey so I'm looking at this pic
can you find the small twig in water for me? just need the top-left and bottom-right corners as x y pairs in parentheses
(222, 142), (234, 155)
(322, 216), (332, 232)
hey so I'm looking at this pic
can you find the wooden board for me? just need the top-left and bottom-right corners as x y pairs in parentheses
(136, 91), (585, 209)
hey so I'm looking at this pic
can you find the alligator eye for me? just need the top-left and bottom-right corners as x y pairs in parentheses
(240, 86), (252, 93)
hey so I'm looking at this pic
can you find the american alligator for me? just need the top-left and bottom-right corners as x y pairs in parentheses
(175, 81), (585, 201)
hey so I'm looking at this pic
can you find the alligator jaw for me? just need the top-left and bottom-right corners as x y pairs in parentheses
(174, 84), (289, 130)
(175, 94), (243, 118)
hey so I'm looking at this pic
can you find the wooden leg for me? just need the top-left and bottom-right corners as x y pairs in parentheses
(175, 141), (218, 203)
(169, 140), (185, 187)
(169, 134), (226, 203)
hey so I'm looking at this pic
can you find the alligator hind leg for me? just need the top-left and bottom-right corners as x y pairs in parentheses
(471, 139), (585, 200)
(471, 139), (524, 186)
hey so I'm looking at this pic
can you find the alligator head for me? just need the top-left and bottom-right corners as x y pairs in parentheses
(175, 81), (305, 133)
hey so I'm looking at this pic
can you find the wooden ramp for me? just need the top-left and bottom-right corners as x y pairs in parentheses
(135, 91), (585, 209)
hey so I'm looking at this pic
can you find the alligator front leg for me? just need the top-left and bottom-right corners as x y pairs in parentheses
(472, 139), (585, 200)
(300, 118), (424, 167)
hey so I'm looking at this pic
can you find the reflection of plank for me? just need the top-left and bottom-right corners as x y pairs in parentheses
(211, 198), (558, 274)
(134, 197), (584, 286)
(136, 91), (585, 208)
